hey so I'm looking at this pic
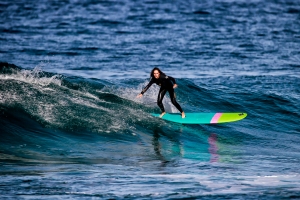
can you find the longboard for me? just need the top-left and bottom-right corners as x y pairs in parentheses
(151, 112), (247, 124)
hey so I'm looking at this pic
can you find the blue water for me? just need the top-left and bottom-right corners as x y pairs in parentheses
(1, 0), (300, 199)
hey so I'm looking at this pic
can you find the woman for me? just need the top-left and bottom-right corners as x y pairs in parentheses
(137, 67), (185, 118)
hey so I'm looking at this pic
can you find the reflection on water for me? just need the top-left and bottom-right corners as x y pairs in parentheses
(151, 127), (219, 163)
(152, 129), (169, 166)
(209, 133), (219, 163)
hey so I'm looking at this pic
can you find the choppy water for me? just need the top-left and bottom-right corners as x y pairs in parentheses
(1, 0), (300, 199)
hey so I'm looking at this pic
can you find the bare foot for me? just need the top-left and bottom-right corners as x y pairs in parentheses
(159, 112), (166, 118)
(181, 112), (185, 118)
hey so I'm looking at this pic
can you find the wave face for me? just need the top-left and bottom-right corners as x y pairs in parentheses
(1, 63), (300, 198)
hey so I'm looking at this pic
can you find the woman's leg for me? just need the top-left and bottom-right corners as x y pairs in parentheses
(157, 88), (167, 113)
(168, 88), (184, 114)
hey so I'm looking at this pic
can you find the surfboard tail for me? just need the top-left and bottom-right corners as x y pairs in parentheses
(210, 113), (247, 124)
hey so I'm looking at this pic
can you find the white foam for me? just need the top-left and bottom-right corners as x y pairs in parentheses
(0, 66), (62, 87)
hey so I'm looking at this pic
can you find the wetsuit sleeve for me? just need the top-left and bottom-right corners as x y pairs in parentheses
(141, 78), (154, 95)
(166, 76), (176, 85)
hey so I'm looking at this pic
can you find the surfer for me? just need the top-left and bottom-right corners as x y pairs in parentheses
(137, 67), (185, 118)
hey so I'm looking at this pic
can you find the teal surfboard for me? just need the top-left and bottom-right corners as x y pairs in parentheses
(151, 112), (247, 124)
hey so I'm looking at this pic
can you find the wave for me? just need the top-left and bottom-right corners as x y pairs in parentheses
(1, 62), (299, 165)
(0, 62), (229, 165)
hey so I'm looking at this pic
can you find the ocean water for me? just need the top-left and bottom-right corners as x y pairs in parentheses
(1, 0), (300, 199)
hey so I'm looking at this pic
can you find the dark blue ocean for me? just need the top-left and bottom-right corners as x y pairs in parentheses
(1, 0), (300, 199)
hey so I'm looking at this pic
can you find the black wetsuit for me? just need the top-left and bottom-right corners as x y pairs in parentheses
(141, 74), (183, 113)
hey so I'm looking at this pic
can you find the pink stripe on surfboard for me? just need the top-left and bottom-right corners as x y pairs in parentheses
(210, 113), (222, 123)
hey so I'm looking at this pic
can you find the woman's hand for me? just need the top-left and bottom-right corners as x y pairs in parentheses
(137, 94), (143, 98)
(173, 84), (178, 89)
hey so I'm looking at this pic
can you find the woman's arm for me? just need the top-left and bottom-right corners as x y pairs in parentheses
(166, 76), (178, 88)
(166, 75), (176, 84)
(137, 78), (154, 98)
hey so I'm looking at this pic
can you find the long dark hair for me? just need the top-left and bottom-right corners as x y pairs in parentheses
(150, 67), (165, 78)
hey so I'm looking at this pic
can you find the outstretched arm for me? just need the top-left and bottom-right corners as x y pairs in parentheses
(137, 78), (154, 98)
